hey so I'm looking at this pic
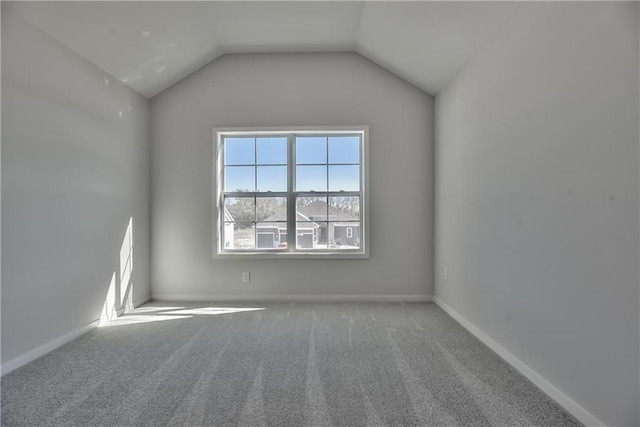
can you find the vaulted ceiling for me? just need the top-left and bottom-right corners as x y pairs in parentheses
(6, 1), (519, 98)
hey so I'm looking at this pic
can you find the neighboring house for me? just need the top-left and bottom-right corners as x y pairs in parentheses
(257, 209), (318, 249)
(224, 207), (235, 249)
(300, 201), (360, 248)
(258, 201), (359, 249)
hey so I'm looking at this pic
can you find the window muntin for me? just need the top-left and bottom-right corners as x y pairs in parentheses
(215, 128), (367, 257)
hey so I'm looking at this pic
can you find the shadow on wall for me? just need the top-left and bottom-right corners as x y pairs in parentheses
(99, 217), (135, 326)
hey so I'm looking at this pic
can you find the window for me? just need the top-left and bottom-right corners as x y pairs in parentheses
(214, 127), (368, 258)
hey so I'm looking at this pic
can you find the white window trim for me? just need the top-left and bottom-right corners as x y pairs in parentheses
(212, 126), (369, 259)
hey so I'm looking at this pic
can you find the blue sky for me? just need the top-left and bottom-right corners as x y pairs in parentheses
(225, 136), (360, 192)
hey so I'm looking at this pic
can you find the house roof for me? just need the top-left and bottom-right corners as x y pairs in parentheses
(260, 201), (356, 227)
(224, 206), (234, 222)
(261, 210), (315, 225)
(6, 2), (519, 98)
(299, 201), (357, 222)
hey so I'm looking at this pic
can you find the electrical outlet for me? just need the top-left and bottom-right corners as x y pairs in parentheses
(444, 268), (449, 282)
(242, 272), (251, 283)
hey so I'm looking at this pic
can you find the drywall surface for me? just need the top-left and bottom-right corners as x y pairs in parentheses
(435, 2), (639, 426)
(1, 10), (151, 365)
(151, 53), (433, 299)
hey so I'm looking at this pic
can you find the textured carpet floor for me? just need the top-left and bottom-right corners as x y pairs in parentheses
(1, 302), (580, 426)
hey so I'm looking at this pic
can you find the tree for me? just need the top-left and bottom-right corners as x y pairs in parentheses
(226, 194), (359, 227)
(328, 196), (360, 218)
(296, 196), (325, 208)
(225, 194), (285, 228)
(296, 196), (360, 218)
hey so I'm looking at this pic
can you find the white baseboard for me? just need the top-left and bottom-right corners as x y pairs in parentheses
(133, 296), (151, 307)
(1, 319), (100, 376)
(151, 294), (433, 303)
(433, 297), (604, 427)
(116, 296), (152, 316)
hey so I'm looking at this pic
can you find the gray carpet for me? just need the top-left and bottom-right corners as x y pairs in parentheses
(1, 302), (581, 426)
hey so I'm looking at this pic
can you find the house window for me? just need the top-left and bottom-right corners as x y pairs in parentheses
(214, 127), (368, 258)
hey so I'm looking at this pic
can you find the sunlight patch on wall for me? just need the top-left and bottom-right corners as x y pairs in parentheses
(119, 217), (133, 306)
(99, 272), (117, 326)
(100, 217), (135, 327)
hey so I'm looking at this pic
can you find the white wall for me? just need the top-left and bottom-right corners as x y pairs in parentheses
(1, 10), (151, 365)
(151, 53), (433, 300)
(435, 2), (639, 426)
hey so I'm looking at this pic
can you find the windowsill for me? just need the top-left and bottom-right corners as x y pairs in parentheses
(213, 250), (369, 259)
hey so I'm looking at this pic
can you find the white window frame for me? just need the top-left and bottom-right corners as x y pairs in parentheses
(213, 126), (369, 259)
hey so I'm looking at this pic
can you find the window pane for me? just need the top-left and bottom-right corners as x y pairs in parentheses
(296, 196), (328, 221)
(229, 223), (255, 249)
(225, 197), (255, 222)
(218, 129), (367, 256)
(256, 222), (287, 249)
(296, 137), (327, 164)
(225, 166), (255, 192)
(256, 197), (287, 222)
(328, 222), (360, 249)
(225, 138), (255, 165)
(296, 166), (327, 191)
(296, 221), (326, 249)
(328, 165), (359, 191)
(257, 137), (287, 165)
(257, 166), (287, 192)
(329, 136), (360, 164)
(329, 196), (360, 220)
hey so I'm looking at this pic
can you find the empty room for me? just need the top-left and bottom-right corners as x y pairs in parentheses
(1, 1), (638, 426)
